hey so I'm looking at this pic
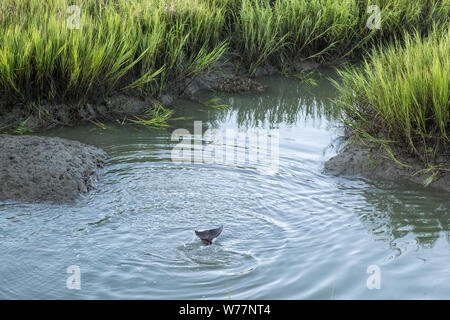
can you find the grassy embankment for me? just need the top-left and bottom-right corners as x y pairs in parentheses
(0, 0), (448, 163)
(333, 24), (449, 176)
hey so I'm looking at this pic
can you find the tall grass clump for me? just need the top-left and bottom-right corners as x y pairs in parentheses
(231, 0), (288, 73)
(273, 0), (449, 61)
(0, 0), (145, 103)
(229, 0), (449, 71)
(0, 0), (228, 111)
(273, 0), (361, 61)
(0, 0), (448, 119)
(333, 26), (450, 166)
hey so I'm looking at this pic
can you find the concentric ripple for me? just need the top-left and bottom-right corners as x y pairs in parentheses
(1, 72), (450, 299)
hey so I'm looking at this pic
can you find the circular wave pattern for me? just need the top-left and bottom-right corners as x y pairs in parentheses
(1, 74), (450, 299)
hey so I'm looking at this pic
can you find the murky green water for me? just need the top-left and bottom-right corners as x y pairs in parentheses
(1, 70), (449, 299)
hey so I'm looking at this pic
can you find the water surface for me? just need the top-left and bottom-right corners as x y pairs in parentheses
(1, 70), (449, 299)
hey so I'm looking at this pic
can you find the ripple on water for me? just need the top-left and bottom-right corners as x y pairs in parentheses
(178, 242), (258, 274)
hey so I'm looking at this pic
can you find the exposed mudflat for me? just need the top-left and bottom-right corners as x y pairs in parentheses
(0, 135), (107, 202)
(324, 141), (450, 192)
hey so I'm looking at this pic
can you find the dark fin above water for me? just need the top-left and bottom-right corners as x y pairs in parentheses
(194, 225), (223, 245)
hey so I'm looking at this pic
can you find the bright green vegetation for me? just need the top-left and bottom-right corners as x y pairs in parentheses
(333, 25), (450, 167)
(0, 0), (448, 110)
(0, 0), (228, 111)
(129, 103), (174, 127)
(234, 0), (449, 72)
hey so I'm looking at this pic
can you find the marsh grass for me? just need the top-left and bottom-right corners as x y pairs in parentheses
(12, 117), (33, 135)
(0, 0), (228, 108)
(0, 0), (448, 129)
(129, 103), (173, 127)
(332, 25), (450, 167)
(232, 0), (449, 71)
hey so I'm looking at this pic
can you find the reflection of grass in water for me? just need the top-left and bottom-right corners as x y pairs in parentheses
(291, 70), (318, 86)
(356, 184), (450, 249)
(201, 72), (341, 128)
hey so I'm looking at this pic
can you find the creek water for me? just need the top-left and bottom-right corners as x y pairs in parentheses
(1, 70), (449, 299)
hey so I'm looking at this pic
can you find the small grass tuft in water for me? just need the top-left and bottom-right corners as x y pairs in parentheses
(12, 117), (32, 135)
(89, 119), (109, 130)
(129, 103), (174, 128)
(0, 0), (448, 127)
(292, 71), (318, 86)
(200, 97), (230, 109)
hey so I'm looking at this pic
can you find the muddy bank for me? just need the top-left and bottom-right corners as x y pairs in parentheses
(324, 140), (450, 192)
(0, 58), (333, 203)
(0, 135), (107, 202)
(0, 57), (329, 131)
